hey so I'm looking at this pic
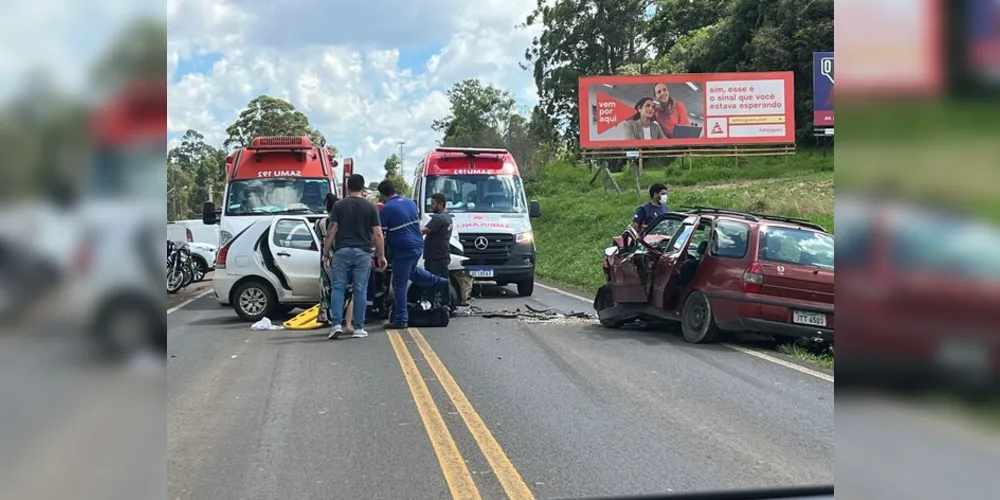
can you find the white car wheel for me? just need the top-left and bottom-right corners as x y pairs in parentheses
(233, 280), (275, 322)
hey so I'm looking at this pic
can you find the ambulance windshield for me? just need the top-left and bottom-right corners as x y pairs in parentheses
(224, 178), (330, 215)
(424, 175), (526, 214)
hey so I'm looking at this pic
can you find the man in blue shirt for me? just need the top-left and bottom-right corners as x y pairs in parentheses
(378, 180), (428, 329)
(631, 183), (670, 232)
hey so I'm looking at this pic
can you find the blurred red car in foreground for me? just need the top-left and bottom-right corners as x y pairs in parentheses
(836, 196), (1000, 393)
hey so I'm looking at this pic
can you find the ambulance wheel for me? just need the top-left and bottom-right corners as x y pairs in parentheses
(517, 279), (534, 297)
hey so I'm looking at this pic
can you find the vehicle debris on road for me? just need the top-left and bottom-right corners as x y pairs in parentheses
(455, 304), (595, 324)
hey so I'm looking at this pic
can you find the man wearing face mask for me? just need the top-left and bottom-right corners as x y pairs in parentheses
(631, 183), (671, 232)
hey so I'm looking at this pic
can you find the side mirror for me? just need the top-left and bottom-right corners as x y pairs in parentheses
(203, 201), (217, 225)
(604, 246), (617, 257)
(529, 200), (541, 218)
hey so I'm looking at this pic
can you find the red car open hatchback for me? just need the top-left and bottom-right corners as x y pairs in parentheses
(595, 207), (834, 343)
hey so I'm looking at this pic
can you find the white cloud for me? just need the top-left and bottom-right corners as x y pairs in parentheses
(167, 0), (541, 180)
(0, 0), (164, 98)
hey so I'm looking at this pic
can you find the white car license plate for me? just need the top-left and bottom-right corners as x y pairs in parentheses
(469, 268), (494, 278)
(792, 310), (827, 327)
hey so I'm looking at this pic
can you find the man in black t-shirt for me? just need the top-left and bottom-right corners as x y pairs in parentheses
(422, 193), (453, 308)
(322, 174), (387, 339)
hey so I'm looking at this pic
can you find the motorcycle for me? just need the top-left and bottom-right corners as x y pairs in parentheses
(167, 240), (194, 294)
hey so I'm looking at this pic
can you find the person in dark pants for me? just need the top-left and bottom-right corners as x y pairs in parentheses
(314, 192), (339, 326)
(322, 174), (387, 339)
(422, 193), (453, 309)
(631, 183), (670, 232)
(378, 180), (424, 329)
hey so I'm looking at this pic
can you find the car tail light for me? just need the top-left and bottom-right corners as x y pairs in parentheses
(186, 228), (193, 242)
(743, 262), (763, 294)
(216, 244), (230, 269)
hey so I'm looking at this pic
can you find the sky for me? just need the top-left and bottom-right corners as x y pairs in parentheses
(167, 0), (543, 180)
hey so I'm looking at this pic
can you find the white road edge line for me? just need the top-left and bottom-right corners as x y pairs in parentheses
(536, 280), (834, 383)
(167, 289), (213, 315)
(535, 282), (592, 303)
(722, 343), (833, 382)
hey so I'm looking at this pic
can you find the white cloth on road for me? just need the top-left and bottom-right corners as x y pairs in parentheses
(251, 317), (284, 331)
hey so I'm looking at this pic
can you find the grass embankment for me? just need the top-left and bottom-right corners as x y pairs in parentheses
(526, 151), (835, 368)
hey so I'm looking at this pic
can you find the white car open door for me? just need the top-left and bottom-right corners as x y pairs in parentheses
(267, 216), (321, 300)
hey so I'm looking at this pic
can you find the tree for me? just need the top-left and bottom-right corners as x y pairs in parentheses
(431, 79), (519, 148)
(223, 95), (332, 151)
(167, 163), (194, 221)
(90, 18), (167, 91)
(167, 129), (227, 216)
(382, 154), (411, 196)
(521, 0), (654, 144)
(430, 79), (556, 181)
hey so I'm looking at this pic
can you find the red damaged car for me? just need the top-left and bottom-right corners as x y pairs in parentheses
(595, 207), (834, 344)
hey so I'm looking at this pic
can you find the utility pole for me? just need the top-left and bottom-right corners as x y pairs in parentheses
(396, 140), (406, 180)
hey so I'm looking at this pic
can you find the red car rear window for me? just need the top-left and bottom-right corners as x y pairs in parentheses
(758, 227), (834, 269)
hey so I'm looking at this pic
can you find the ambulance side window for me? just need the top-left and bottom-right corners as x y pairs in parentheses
(412, 161), (423, 211)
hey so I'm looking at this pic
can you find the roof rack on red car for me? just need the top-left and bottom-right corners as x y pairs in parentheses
(748, 213), (827, 233)
(682, 206), (759, 222)
(681, 206), (827, 233)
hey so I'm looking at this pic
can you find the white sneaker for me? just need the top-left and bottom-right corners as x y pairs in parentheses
(352, 329), (368, 338)
(328, 325), (344, 340)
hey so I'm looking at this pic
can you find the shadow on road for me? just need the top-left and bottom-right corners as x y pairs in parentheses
(188, 316), (250, 327)
(177, 297), (226, 312)
(266, 334), (332, 344)
(575, 322), (739, 353)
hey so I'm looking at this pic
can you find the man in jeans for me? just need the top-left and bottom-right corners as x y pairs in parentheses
(322, 173), (387, 339)
(421, 192), (453, 310)
(377, 179), (424, 329)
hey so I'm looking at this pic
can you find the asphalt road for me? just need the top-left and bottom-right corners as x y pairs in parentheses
(167, 281), (834, 500)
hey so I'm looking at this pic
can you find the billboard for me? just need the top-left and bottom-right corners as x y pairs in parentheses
(813, 52), (834, 126)
(578, 72), (796, 149)
(967, 0), (1000, 83)
(834, 0), (943, 95)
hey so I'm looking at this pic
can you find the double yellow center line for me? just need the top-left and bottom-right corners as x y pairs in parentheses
(388, 328), (535, 500)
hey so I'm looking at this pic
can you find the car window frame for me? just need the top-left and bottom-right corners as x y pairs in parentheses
(664, 216), (699, 253)
(272, 218), (319, 251)
(757, 225), (835, 269)
(709, 219), (751, 259)
(685, 217), (713, 259)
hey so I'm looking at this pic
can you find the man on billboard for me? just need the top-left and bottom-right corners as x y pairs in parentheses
(622, 97), (667, 140)
(652, 83), (691, 137)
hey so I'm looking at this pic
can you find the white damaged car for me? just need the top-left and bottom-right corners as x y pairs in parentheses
(212, 215), (471, 322)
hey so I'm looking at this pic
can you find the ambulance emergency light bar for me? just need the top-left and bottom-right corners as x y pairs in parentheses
(247, 136), (316, 162)
(435, 146), (507, 162)
(248, 136), (314, 153)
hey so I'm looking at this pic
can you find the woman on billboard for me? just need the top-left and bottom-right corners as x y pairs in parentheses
(652, 83), (691, 137)
(622, 97), (666, 140)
